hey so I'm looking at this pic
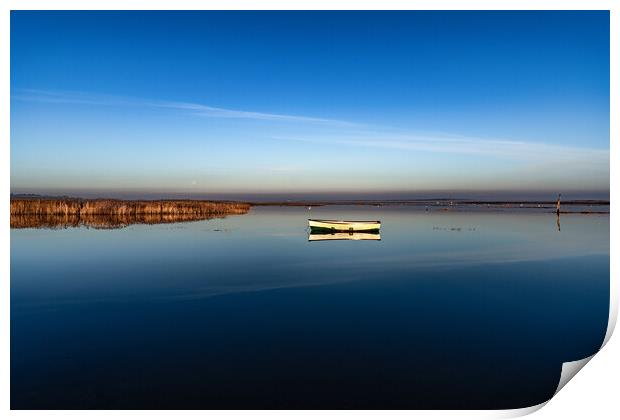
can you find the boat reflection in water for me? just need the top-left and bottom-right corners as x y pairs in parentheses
(308, 231), (381, 241)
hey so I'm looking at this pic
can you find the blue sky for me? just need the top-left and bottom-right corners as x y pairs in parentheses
(10, 11), (609, 198)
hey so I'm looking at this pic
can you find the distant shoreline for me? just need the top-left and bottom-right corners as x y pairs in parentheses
(10, 194), (610, 207)
(250, 199), (610, 207)
(10, 196), (609, 213)
(10, 196), (609, 229)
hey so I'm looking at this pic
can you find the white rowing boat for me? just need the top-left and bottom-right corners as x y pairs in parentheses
(308, 219), (381, 232)
(308, 232), (381, 241)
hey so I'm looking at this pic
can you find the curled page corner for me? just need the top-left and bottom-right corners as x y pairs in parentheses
(553, 355), (595, 396)
(504, 293), (616, 417)
(494, 401), (548, 418)
(495, 355), (596, 418)
(540, 281), (619, 407)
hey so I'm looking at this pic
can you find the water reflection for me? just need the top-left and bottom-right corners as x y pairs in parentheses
(308, 232), (381, 241)
(10, 213), (230, 229)
(10, 206), (610, 409)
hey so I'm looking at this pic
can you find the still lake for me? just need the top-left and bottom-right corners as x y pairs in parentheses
(11, 205), (610, 409)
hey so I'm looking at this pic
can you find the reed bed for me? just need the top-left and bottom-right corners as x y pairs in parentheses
(11, 198), (250, 216)
(10, 198), (250, 229)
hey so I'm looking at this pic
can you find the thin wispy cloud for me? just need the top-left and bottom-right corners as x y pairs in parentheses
(12, 88), (609, 166)
(12, 88), (359, 127)
(149, 99), (353, 125)
(270, 133), (609, 163)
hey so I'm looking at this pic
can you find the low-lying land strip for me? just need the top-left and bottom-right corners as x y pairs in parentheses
(10, 196), (609, 229)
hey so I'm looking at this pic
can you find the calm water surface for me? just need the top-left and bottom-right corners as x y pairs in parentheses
(11, 206), (609, 409)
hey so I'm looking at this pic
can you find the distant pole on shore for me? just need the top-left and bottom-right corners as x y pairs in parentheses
(556, 193), (562, 215)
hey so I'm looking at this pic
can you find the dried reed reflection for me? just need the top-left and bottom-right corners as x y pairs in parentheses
(10, 212), (241, 229)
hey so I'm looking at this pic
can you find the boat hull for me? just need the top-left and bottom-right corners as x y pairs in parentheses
(308, 219), (381, 232)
